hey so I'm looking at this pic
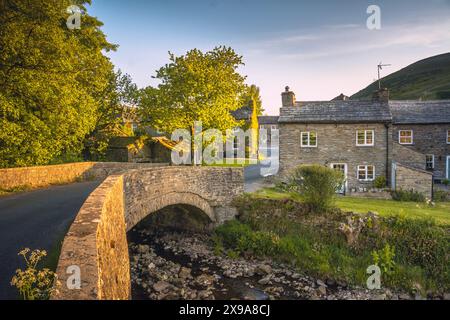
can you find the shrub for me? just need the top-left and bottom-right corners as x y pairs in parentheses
(380, 216), (449, 282)
(442, 179), (450, 186)
(433, 190), (450, 202)
(373, 176), (387, 189)
(290, 165), (344, 213)
(372, 244), (396, 276)
(391, 189), (426, 202)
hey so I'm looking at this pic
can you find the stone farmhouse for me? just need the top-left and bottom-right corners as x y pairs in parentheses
(278, 87), (450, 197)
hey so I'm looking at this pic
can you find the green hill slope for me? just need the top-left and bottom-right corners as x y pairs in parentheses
(351, 53), (450, 100)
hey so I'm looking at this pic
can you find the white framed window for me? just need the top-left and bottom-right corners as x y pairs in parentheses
(356, 130), (374, 146)
(447, 130), (450, 144)
(301, 132), (317, 148)
(357, 165), (375, 181)
(426, 155), (435, 170)
(399, 130), (413, 145)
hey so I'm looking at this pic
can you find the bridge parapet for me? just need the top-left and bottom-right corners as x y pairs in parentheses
(52, 166), (243, 300)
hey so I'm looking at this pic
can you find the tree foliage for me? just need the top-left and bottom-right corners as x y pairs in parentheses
(139, 46), (248, 135)
(242, 84), (264, 115)
(0, 0), (118, 168)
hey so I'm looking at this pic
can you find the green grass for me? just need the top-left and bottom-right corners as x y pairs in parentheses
(252, 187), (450, 225)
(202, 158), (257, 167)
(336, 197), (450, 226)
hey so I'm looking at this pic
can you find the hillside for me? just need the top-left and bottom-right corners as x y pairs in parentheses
(351, 53), (450, 100)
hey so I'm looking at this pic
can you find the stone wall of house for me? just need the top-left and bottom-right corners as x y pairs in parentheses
(0, 162), (168, 191)
(394, 163), (433, 198)
(52, 175), (130, 300)
(393, 124), (450, 179)
(52, 166), (244, 300)
(106, 137), (172, 164)
(279, 123), (390, 191)
(392, 142), (426, 170)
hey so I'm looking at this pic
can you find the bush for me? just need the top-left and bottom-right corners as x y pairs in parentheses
(290, 165), (344, 213)
(373, 176), (387, 189)
(442, 179), (450, 186)
(391, 189), (426, 202)
(227, 195), (450, 292)
(433, 190), (450, 202)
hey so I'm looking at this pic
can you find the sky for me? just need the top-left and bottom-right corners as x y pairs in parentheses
(88, 0), (450, 115)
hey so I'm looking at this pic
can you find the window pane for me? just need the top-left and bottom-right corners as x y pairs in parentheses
(310, 132), (317, 146)
(358, 166), (366, 180)
(357, 131), (365, 144)
(367, 166), (374, 179)
(301, 133), (309, 145)
(366, 131), (373, 144)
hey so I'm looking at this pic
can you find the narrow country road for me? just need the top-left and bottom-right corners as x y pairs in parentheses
(0, 181), (101, 300)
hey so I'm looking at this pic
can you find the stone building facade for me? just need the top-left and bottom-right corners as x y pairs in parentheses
(390, 101), (450, 181)
(278, 87), (450, 195)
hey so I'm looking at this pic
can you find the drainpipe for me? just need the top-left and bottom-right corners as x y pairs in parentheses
(385, 123), (390, 187)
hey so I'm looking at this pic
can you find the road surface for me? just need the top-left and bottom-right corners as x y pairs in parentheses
(0, 181), (100, 300)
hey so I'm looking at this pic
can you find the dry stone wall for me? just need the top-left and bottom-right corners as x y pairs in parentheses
(0, 162), (168, 191)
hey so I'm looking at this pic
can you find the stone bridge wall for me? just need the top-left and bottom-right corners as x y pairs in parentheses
(52, 166), (243, 300)
(0, 162), (168, 191)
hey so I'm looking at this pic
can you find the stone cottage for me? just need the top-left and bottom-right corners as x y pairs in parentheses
(278, 87), (450, 197)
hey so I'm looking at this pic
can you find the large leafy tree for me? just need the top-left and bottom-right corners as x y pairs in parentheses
(139, 46), (248, 135)
(0, 0), (117, 167)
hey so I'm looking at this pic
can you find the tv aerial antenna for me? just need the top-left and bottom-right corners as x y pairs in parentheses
(377, 62), (391, 89)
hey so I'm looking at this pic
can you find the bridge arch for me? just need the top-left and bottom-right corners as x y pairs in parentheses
(126, 191), (216, 230)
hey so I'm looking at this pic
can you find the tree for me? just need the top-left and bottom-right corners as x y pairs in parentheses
(0, 0), (117, 168)
(139, 46), (248, 135)
(242, 84), (264, 115)
(84, 70), (139, 160)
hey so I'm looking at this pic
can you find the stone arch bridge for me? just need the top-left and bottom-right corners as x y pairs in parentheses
(52, 166), (243, 300)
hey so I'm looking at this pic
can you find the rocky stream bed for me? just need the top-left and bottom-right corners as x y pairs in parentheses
(127, 227), (424, 301)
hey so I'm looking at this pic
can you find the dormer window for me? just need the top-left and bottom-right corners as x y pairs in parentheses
(356, 130), (374, 146)
(399, 130), (413, 145)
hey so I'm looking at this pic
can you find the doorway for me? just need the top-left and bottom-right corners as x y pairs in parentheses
(331, 163), (347, 194)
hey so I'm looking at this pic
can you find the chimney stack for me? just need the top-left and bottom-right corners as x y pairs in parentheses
(372, 88), (389, 102)
(281, 86), (296, 107)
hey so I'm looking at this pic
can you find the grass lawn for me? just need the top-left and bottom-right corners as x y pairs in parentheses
(336, 197), (450, 226)
(252, 188), (450, 225)
(202, 158), (257, 167)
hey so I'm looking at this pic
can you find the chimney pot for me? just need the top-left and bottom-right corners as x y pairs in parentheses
(282, 86), (296, 107)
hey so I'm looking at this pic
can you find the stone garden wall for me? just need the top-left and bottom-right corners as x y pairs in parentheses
(0, 162), (168, 191)
(394, 163), (433, 198)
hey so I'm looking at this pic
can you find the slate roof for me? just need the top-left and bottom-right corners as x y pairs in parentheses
(279, 101), (392, 124)
(258, 116), (279, 124)
(390, 100), (450, 124)
(231, 105), (252, 120)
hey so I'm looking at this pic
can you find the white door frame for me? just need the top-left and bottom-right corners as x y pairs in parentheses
(447, 156), (450, 179)
(330, 163), (348, 194)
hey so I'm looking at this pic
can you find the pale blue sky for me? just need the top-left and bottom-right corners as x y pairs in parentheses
(88, 0), (450, 115)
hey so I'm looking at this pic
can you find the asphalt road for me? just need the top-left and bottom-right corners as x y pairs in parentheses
(0, 181), (100, 300)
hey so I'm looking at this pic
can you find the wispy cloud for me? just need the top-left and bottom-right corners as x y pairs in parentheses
(243, 20), (450, 60)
